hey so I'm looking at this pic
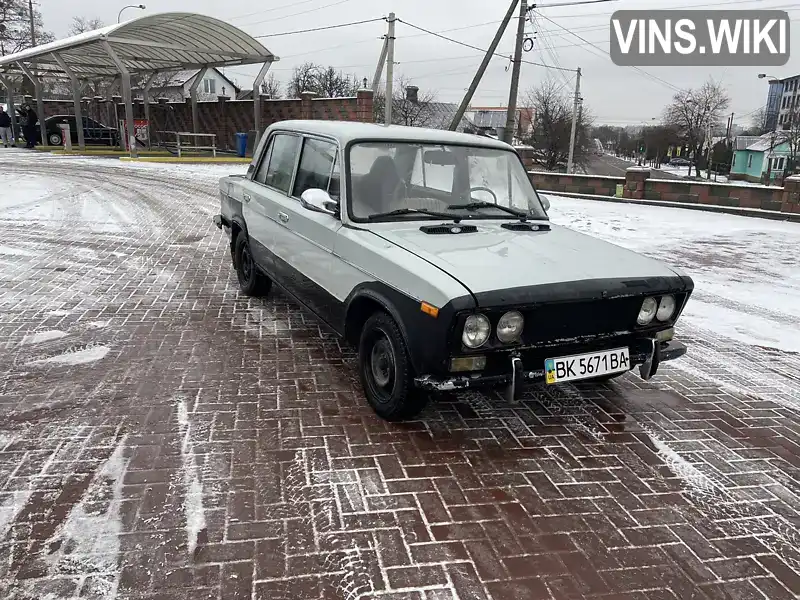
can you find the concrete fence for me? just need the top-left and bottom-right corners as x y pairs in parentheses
(530, 167), (800, 216)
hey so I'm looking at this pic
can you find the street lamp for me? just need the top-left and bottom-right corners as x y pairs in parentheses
(118, 4), (146, 23)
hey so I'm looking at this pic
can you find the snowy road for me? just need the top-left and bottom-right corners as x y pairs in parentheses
(1, 149), (800, 600)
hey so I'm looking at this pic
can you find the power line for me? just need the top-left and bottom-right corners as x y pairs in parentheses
(533, 10), (684, 92)
(253, 17), (385, 39)
(543, 0), (795, 19)
(245, 0), (361, 27)
(227, 0), (322, 22)
(397, 18), (576, 73)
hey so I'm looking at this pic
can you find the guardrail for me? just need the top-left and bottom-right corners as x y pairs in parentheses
(156, 131), (217, 157)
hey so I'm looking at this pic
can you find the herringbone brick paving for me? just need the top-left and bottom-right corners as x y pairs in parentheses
(1, 152), (799, 599)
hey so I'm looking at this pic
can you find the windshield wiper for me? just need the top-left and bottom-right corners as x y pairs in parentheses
(368, 207), (463, 222)
(446, 201), (528, 220)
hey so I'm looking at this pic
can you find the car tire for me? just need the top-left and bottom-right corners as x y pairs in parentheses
(358, 312), (428, 421)
(48, 132), (62, 146)
(234, 234), (271, 297)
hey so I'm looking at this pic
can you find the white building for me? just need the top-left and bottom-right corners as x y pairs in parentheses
(764, 73), (799, 131)
(137, 67), (240, 102)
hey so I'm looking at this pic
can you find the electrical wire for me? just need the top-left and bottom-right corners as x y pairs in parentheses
(533, 10), (684, 92)
(253, 17), (385, 39)
(542, 0), (795, 19)
(227, 0), (322, 22)
(397, 18), (576, 73)
(245, 0), (360, 28)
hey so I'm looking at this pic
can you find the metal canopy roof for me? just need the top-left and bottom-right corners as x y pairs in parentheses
(0, 12), (276, 79)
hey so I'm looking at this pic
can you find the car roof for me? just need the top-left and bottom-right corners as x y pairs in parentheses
(266, 120), (514, 151)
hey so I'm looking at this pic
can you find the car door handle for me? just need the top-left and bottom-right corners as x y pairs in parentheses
(278, 212), (289, 223)
(242, 193), (251, 202)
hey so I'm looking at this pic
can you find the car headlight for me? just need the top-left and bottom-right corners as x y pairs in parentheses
(657, 295), (676, 321)
(497, 311), (524, 343)
(462, 314), (491, 348)
(637, 297), (658, 325)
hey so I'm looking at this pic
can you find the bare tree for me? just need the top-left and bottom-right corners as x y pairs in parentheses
(260, 72), (281, 99)
(68, 16), (104, 36)
(315, 66), (359, 98)
(372, 76), (438, 127)
(286, 62), (321, 99)
(523, 79), (591, 171)
(0, 0), (54, 56)
(663, 79), (730, 177)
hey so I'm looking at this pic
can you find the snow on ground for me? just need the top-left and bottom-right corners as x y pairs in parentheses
(545, 194), (800, 353)
(27, 345), (110, 367)
(21, 330), (67, 345)
(175, 394), (206, 557)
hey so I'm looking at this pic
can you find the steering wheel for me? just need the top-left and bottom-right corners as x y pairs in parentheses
(469, 186), (498, 203)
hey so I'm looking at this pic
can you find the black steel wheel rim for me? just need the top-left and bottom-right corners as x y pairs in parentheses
(366, 332), (396, 404)
(240, 245), (253, 282)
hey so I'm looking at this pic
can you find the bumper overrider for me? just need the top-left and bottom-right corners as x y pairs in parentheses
(414, 337), (687, 392)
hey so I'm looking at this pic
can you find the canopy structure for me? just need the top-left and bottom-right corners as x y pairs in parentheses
(0, 12), (277, 155)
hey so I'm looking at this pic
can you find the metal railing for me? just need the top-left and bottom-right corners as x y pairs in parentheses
(156, 131), (217, 157)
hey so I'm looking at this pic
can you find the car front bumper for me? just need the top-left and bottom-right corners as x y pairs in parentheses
(414, 338), (686, 392)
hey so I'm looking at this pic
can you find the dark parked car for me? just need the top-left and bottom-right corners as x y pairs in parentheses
(37, 115), (119, 146)
(669, 157), (691, 166)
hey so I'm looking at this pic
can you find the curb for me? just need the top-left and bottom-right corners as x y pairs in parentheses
(118, 156), (250, 164)
(542, 190), (800, 223)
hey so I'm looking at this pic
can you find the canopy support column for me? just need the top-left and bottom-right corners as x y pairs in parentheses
(142, 72), (157, 148)
(102, 41), (137, 158)
(16, 62), (46, 148)
(253, 61), (272, 149)
(53, 53), (86, 151)
(189, 67), (208, 134)
(0, 77), (19, 145)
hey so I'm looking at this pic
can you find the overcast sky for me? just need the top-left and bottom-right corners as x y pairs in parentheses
(39, 0), (799, 128)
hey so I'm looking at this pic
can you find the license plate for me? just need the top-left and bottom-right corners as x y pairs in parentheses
(545, 347), (629, 384)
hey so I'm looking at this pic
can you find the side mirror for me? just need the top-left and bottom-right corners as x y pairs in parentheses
(540, 195), (551, 212)
(300, 188), (338, 216)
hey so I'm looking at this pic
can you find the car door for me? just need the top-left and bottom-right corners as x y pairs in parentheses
(270, 135), (344, 325)
(237, 132), (295, 274)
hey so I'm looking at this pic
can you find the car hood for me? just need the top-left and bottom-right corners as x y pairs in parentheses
(369, 220), (684, 302)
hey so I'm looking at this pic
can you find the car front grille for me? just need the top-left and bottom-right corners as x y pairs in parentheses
(522, 297), (643, 343)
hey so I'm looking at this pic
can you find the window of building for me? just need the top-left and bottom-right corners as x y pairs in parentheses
(202, 78), (216, 94)
(747, 155), (753, 168)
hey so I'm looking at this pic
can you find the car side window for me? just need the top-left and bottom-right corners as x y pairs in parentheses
(253, 138), (274, 184)
(264, 134), (301, 194)
(292, 138), (339, 200)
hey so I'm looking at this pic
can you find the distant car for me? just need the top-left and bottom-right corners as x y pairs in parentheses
(216, 121), (693, 420)
(669, 158), (691, 166)
(37, 115), (119, 146)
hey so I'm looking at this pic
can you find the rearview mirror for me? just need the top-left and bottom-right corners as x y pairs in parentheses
(423, 150), (457, 165)
(299, 189), (338, 216)
(540, 195), (550, 212)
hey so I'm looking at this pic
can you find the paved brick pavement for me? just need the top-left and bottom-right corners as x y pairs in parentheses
(1, 152), (799, 600)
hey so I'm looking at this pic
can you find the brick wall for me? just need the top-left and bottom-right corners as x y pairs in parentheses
(529, 170), (623, 197)
(529, 167), (800, 216)
(32, 90), (375, 152)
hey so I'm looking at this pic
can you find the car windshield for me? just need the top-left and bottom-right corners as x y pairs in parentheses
(348, 142), (547, 221)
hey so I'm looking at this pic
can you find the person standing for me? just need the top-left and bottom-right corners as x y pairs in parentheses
(0, 107), (12, 148)
(24, 106), (38, 149)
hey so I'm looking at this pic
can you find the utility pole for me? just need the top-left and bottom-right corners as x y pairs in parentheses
(28, 0), (36, 46)
(384, 12), (396, 126)
(566, 66), (581, 173)
(450, 0), (519, 131)
(503, 0), (527, 145)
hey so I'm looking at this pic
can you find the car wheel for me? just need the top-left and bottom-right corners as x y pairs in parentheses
(234, 234), (271, 297)
(358, 312), (428, 421)
(48, 132), (62, 146)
